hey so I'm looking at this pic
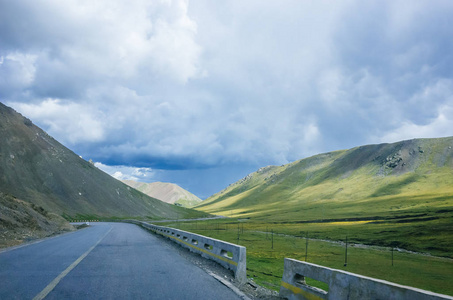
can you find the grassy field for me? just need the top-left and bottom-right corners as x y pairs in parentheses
(160, 218), (453, 296)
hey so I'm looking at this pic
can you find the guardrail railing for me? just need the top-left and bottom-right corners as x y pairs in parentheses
(280, 258), (453, 300)
(127, 220), (247, 284)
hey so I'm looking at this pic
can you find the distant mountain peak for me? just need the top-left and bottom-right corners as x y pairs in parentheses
(121, 180), (202, 208)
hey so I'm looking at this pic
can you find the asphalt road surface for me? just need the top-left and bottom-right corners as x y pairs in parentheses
(0, 222), (243, 299)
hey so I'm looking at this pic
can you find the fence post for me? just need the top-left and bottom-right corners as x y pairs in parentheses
(272, 229), (274, 249)
(344, 235), (348, 267)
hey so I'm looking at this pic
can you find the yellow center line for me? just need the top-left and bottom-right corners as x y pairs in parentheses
(33, 227), (112, 300)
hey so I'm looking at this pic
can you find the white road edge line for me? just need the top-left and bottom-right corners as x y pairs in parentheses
(33, 227), (113, 300)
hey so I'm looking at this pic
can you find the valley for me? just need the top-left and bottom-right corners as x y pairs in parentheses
(1, 101), (452, 296)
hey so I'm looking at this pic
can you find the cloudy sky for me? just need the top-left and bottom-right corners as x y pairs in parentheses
(1, 0), (453, 198)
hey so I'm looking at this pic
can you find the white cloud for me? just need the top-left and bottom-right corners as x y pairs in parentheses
(0, 0), (202, 96)
(0, 53), (37, 96)
(95, 162), (155, 182)
(378, 105), (453, 143)
(112, 171), (127, 180)
(8, 99), (105, 145)
(378, 79), (453, 143)
(147, 0), (202, 83)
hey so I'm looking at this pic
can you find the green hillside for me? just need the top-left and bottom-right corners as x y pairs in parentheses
(196, 137), (453, 256)
(0, 102), (207, 220)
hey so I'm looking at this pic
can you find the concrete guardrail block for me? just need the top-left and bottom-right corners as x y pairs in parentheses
(280, 258), (453, 300)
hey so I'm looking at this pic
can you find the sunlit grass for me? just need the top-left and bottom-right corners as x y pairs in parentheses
(162, 219), (453, 296)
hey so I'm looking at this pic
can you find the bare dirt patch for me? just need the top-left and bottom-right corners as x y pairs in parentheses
(0, 192), (74, 249)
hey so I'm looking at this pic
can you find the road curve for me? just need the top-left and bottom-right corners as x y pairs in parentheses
(0, 222), (243, 299)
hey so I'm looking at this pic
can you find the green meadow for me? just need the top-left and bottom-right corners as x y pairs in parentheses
(162, 218), (453, 296)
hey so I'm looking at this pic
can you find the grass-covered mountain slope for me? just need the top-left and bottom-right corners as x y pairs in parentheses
(0, 102), (207, 220)
(198, 137), (453, 220)
(122, 180), (202, 207)
(196, 137), (453, 256)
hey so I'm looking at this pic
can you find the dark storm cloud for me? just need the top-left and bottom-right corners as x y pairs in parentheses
(2, 0), (453, 197)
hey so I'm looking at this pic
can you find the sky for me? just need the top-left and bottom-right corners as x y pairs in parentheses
(1, 0), (453, 199)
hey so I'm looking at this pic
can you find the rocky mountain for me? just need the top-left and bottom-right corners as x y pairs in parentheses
(196, 137), (453, 223)
(122, 180), (202, 207)
(0, 102), (207, 221)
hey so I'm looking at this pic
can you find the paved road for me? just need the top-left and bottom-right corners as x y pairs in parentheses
(0, 222), (242, 299)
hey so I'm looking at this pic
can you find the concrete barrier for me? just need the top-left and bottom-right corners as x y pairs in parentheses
(128, 220), (247, 284)
(280, 258), (453, 300)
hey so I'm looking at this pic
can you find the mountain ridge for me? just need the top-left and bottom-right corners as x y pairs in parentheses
(196, 136), (453, 221)
(121, 180), (202, 207)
